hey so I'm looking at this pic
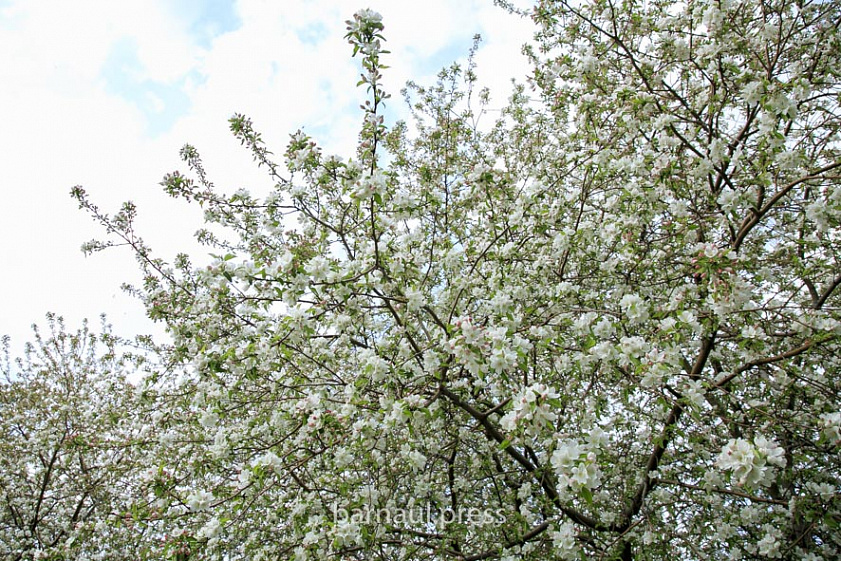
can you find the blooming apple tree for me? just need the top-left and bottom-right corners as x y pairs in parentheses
(0, 315), (146, 561)
(73, 1), (840, 559)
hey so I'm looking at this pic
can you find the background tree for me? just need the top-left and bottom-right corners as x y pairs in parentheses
(0, 315), (146, 560)
(73, 1), (840, 559)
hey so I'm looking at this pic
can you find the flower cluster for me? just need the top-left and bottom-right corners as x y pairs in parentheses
(820, 412), (841, 446)
(345, 9), (383, 55)
(550, 438), (602, 496)
(551, 522), (580, 559)
(285, 131), (321, 173)
(716, 435), (787, 488)
(499, 384), (560, 437)
(351, 170), (387, 200)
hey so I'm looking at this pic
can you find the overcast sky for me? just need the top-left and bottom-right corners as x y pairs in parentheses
(0, 0), (534, 354)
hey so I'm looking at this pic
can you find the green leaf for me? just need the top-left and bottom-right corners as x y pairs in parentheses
(580, 486), (593, 505)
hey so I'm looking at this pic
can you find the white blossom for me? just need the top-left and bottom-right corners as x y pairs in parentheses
(716, 436), (786, 488)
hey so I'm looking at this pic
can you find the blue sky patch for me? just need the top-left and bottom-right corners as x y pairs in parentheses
(412, 36), (477, 78)
(0, 0), (22, 29)
(296, 21), (329, 46)
(175, 0), (242, 49)
(101, 37), (200, 137)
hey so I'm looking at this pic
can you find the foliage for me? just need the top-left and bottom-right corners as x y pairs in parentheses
(71, 1), (840, 559)
(0, 315), (146, 560)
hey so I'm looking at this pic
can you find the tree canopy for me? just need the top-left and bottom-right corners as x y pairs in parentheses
(0, 316), (144, 561)
(51, 0), (841, 559)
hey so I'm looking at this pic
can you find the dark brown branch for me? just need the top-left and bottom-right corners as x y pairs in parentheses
(618, 335), (715, 530)
(657, 478), (787, 506)
(459, 521), (550, 561)
(814, 274), (841, 310)
(734, 161), (841, 250)
(439, 385), (607, 531)
(713, 338), (827, 390)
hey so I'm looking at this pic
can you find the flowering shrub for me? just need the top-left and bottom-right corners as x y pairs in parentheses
(70, 2), (841, 560)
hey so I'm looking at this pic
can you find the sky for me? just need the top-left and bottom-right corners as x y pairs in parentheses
(0, 0), (534, 356)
